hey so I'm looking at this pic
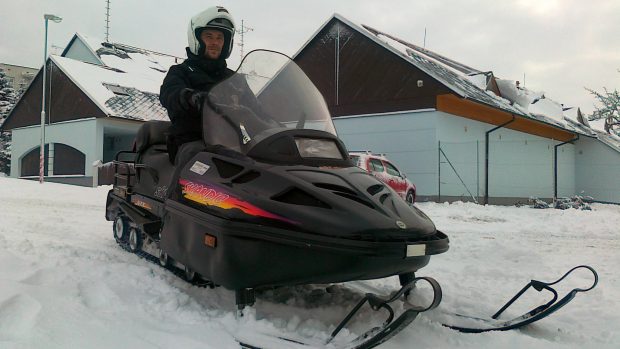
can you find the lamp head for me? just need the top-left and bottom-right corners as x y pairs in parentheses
(44, 14), (62, 23)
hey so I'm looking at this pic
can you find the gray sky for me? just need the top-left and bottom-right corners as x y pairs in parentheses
(1, 0), (619, 114)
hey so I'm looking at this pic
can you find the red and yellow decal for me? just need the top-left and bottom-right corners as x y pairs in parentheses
(179, 179), (296, 225)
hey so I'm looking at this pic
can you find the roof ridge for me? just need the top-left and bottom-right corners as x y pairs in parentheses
(101, 42), (183, 60)
(361, 24), (482, 75)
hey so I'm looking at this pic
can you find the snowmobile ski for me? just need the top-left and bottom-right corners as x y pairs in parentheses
(234, 277), (442, 349)
(347, 265), (598, 335)
(442, 265), (598, 333)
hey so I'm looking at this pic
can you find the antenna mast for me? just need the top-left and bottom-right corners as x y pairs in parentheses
(105, 0), (111, 42)
(236, 19), (253, 60)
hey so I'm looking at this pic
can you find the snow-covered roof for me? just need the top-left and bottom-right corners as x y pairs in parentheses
(50, 55), (167, 121)
(300, 14), (620, 151)
(55, 33), (182, 121)
(358, 23), (590, 132)
(595, 130), (620, 153)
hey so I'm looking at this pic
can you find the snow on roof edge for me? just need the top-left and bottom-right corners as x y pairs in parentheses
(49, 55), (110, 117)
(294, 14), (591, 139)
(349, 18), (589, 135)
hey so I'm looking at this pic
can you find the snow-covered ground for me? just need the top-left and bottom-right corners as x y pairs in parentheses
(0, 177), (618, 348)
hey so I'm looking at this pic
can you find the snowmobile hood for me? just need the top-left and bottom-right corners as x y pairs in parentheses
(176, 152), (438, 242)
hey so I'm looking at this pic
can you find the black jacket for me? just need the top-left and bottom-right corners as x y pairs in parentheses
(159, 48), (234, 143)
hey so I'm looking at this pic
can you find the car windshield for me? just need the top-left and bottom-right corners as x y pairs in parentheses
(202, 50), (336, 154)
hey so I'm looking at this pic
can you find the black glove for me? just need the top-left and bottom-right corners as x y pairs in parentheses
(179, 88), (208, 112)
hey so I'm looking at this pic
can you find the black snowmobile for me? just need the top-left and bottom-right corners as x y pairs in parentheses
(105, 50), (597, 348)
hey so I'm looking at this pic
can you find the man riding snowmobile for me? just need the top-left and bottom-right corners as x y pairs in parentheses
(104, 8), (597, 348)
(160, 5), (237, 163)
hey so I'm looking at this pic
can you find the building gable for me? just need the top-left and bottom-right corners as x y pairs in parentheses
(61, 33), (104, 66)
(295, 18), (451, 117)
(1, 60), (106, 130)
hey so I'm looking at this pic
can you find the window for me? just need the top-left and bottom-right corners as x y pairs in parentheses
(53, 143), (85, 175)
(384, 162), (401, 177)
(369, 158), (384, 173)
(20, 145), (48, 177)
(105, 84), (130, 96)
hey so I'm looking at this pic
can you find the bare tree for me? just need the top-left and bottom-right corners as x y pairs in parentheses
(587, 71), (620, 135)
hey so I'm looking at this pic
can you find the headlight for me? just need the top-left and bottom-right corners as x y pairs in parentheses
(294, 138), (343, 159)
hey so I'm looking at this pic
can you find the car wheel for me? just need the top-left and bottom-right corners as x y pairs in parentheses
(406, 190), (415, 205)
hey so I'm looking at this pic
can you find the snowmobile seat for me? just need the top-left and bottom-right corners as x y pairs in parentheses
(135, 120), (171, 154)
(132, 121), (175, 200)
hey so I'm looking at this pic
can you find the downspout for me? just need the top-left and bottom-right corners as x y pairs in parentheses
(335, 23), (340, 106)
(485, 117), (516, 205)
(438, 141), (441, 202)
(554, 135), (579, 200)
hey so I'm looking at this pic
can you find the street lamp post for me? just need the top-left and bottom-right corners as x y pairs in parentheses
(39, 14), (62, 184)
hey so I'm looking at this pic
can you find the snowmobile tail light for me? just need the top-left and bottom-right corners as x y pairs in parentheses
(406, 244), (426, 257)
(204, 234), (217, 248)
(295, 138), (343, 159)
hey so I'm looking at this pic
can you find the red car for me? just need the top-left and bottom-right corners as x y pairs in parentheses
(349, 151), (417, 204)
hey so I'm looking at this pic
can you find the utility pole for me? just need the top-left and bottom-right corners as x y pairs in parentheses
(236, 19), (253, 61)
(105, 0), (111, 42)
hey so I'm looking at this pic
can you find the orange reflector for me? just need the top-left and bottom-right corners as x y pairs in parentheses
(204, 234), (217, 248)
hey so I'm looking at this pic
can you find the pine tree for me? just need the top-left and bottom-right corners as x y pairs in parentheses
(0, 67), (17, 175)
(587, 71), (620, 136)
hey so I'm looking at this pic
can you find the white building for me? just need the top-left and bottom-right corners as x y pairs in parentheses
(294, 14), (620, 204)
(1, 33), (180, 186)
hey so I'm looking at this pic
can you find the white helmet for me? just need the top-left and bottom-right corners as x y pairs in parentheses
(187, 6), (236, 59)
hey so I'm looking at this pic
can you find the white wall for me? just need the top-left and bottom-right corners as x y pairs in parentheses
(11, 117), (144, 186)
(334, 110), (438, 196)
(334, 110), (580, 203)
(11, 118), (98, 177)
(575, 137), (620, 203)
(436, 113), (576, 201)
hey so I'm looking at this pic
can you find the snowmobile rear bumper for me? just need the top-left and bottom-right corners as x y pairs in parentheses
(161, 199), (449, 290)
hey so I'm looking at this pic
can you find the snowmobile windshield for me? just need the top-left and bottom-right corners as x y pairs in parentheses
(202, 50), (337, 155)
